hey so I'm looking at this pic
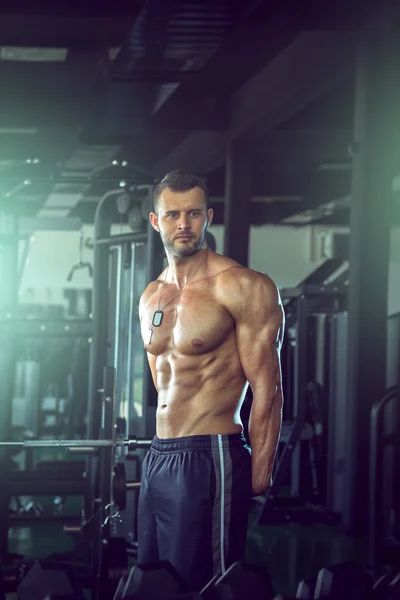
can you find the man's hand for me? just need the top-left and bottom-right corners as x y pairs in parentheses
(251, 476), (273, 497)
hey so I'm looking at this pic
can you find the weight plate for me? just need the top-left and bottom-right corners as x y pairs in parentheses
(116, 193), (131, 215)
(128, 206), (143, 232)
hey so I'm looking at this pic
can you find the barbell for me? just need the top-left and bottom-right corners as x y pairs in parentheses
(0, 437), (152, 450)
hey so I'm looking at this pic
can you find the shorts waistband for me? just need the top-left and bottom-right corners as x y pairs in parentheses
(150, 433), (248, 453)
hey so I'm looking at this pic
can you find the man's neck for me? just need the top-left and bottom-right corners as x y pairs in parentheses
(165, 247), (208, 288)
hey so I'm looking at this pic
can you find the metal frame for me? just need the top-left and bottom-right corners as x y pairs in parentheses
(94, 366), (116, 600)
(87, 190), (148, 440)
(369, 385), (400, 572)
(259, 281), (347, 525)
(326, 312), (349, 515)
(96, 232), (147, 247)
(87, 189), (121, 440)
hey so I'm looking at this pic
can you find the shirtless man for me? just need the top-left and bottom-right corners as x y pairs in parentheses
(138, 170), (284, 591)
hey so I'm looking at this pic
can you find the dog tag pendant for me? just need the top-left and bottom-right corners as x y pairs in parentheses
(152, 311), (163, 327)
(148, 326), (153, 345)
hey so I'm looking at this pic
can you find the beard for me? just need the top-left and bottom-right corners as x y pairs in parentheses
(160, 228), (207, 258)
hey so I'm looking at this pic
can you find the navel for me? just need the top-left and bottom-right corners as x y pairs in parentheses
(191, 338), (204, 348)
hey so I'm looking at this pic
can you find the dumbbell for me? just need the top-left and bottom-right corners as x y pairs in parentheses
(114, 561), (188, 600)
(371, 570), (400, 600)
(17, 560), (84, 600)
(313, 561), (373, 600)
(387, 571), (400, 600)
(296, 577), (317, 599)
(115, 560), (276, 600)
(201, 562), (275, 600)
(372, 573), (394, 600)
(296, 564), (370, 600)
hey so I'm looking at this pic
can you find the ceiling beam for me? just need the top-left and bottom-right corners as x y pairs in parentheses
(229, 31), (355, 141)
(155, 126), (353, 180)
(154, 31), (355, 176)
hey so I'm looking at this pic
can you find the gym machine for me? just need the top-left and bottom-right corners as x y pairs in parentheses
(259, 258), (400, 544)
(86, 185), (163, 556)
(259, 259), (348, 526)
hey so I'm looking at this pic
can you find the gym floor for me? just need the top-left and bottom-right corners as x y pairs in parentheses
(8, 501), (365, 597)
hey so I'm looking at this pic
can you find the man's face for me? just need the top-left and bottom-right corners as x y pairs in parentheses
(151, 187), (213, 258)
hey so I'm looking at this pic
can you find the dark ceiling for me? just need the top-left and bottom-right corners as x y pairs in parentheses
(0, 0), (398, 228)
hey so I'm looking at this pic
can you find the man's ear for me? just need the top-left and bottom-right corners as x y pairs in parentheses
(149, 212), (159, 232)
(207, 208), (214, 228)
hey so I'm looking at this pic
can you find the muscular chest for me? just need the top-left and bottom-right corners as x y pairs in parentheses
(141, 289), (234, 356)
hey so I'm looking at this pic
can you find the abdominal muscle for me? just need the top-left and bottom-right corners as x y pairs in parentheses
(155, 349), (247, 438)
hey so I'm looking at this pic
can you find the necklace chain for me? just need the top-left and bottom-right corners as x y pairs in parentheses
(157, 248), (209, 312)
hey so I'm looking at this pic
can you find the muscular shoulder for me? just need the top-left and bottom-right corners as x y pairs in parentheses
(216, 266), (281, 320)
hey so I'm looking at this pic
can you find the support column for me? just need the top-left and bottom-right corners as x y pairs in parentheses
(344, 30), (399, 535)
(223, 141), (252, 266)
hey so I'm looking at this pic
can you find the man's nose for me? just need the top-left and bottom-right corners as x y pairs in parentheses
(178, 214), (190, 230)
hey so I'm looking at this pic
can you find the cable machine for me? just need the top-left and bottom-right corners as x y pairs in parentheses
(86, 186), (164, 557)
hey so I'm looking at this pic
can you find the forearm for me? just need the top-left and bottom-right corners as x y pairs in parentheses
(248, 387), (283, 492)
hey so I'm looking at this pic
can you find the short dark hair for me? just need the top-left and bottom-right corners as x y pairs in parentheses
(153, 169), (209, 213)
